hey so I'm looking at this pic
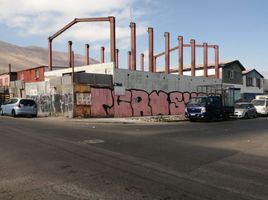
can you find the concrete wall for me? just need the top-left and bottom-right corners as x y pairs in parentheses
(25, 80), (74, 117)
(113, 69), (221, 93)
(87, 69), (222, 117)
(90, 86), (205, 117)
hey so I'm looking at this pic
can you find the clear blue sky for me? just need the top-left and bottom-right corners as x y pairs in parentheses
(0, 0), (268, 76)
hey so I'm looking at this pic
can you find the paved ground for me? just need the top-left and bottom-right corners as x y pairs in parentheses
(0, 116), (268, 200)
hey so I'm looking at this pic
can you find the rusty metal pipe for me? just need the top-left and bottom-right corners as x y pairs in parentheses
(109, 16), (116, 65)
(148, 27), (154, 72)
(190, 39), (196, 76)
(178, 36), (183, 75)
(130, 22), (136, 70)
(140, 53), (144, 71)
(215, 45), (219, 79)
(100, 46), (105, 63)
(153, 56), (157, 72)
(85, 44), (90, 65)
(48, 39), (52, 71)
(72, 51), (75, 83)
(128, 51), (131, 70)
(8, 64), (11, 74)
(68, 41), (73, 68)
(203, 43), (208, 77)
(116, 49), (119, 69)
(164, 32), (170, 74)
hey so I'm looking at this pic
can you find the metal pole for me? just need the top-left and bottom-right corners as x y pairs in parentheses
(115, 49), (119, 69)
(190, 39), (196, 76)
(203, 42), (208, 77)
(140, 53), (144, 71)
(130, 22), (136, 70)
(128, 51), (131, 70)
(148, 27), (154, 72)
(109, 16), (116, 65)
(100, 46), (105, 63)
(48, 39), (52, 71)
(215, 45), (219, 79)
(85, 44), (90, 65)
(72, 51), (75, 83)
(68, 41), (73, 68)
(164, 32), (170, 74)
(178, 36), (183, 75)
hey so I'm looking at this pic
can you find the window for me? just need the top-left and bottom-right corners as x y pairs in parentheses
(246, 77), (253, 86)
(226, 70), (234, 79)
(256, 78), (261, 88)
(35, 69), (40, 79)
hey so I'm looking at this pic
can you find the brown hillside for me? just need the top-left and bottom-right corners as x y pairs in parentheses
(0, 40), (98, 73)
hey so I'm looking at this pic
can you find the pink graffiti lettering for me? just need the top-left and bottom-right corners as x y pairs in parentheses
(131, 90), (151, 116)
(149, 91), (169, 115)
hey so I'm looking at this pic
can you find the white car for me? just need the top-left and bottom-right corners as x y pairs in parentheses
(0, 98), (37, 117)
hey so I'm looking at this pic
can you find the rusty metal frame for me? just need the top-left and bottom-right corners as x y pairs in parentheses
(154, 40), (219, 78)
(48, 16), (116, 71)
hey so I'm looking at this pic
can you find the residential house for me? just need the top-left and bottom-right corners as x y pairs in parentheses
(241, 69), (264, 100)
(0, 72), (17, 86)
(17, 65), (67, 83)
(181, 60), (245, 85)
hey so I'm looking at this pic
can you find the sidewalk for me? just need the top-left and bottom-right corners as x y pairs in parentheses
(39, 114), (187, 124)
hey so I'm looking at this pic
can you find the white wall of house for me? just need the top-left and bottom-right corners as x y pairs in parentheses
(175, 68), (223, 79)
(45, 62), (114, 81)
(241, 75), (263, 94)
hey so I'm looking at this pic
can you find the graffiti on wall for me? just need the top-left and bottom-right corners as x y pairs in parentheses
(26, 93), (73, 115)
(90, 87), (206, 117)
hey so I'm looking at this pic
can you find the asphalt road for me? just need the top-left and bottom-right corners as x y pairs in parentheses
(0, 116), (268, 200)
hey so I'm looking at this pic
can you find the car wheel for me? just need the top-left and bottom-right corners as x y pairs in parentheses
(244, 113), (249, 119)
(0, 109), (3, 116)
(12, 110), (17, 118)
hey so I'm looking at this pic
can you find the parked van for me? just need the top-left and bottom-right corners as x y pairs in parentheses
(251, 95), (268, 115)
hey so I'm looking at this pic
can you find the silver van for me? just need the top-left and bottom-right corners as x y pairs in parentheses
(251, 96), (268, 115)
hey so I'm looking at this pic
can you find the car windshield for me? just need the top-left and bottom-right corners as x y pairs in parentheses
(20, 99), (36, 106)
(188, 97), (207, 106)
(251, 100), (265, 106)
(235, 104), (250, 109)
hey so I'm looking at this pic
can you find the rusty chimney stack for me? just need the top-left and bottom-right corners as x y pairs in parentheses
(148, 27), (154, 72)
(178, 36), (183, 75)
(68, 41), (73, 68)
(164, 32), (170, 74)
(215, 45), (219, 79)
(190, 39), (196, 76)
(128, 51), (132, 70)
(153, 56), (157, 72)
(140, 53), (144, 71)
(115, 49), (119, 68)
(100, 46), (105, 63)
(8, 64), (11, 75)
(130, 22), (136, 70)
(48, 39), (52, 71)
(203, 43), (208, 77)
(85, 44), (90, 65)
